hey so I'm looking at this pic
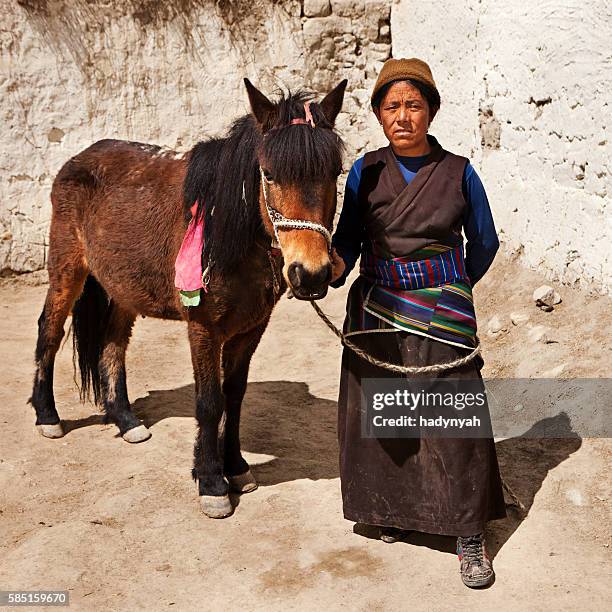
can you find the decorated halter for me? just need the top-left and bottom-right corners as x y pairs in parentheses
(259, 101), (333, 253)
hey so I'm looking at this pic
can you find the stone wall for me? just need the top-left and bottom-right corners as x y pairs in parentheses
(1, 0), (609, 293)
(0, 0), (390, 273)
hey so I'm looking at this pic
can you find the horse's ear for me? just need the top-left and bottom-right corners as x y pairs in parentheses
(244, 78), (275, 128)
(319, 79), (348, 125)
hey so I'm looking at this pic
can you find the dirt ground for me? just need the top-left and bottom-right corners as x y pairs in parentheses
(0, 254), (610, 611)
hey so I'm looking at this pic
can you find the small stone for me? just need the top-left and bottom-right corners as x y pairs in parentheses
(487, 315), (505, 334)
(47, 127), (65, 143)
(510, 311), (530, 326)
(331, 0), (365, 18)
(528, 325), (555, 344)
(364, 0), (391, 17)
(302, 17), (332, 46)
(542, 364), (566, 377)
(513, 403), (524, 412)
(304, 0), (331, 17)
(533, 284), (562, 309)
(565, 489), (584, 506)
(350, 89), (370, 106)
(533, 285), (553, 301)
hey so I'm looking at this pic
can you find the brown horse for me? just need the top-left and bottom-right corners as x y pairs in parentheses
(29, 79), (347, 517)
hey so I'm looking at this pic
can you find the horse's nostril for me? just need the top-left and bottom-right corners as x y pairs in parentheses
(287, 262), (304, 288)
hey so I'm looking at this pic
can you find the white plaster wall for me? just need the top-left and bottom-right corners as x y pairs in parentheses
(392, 0), (611, 294)
(0, 0), (306, 272)
(0, 0), (392, 274)
(2, 0), (610, 294)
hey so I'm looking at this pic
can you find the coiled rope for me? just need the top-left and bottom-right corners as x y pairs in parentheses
(308, 299), (481, 375)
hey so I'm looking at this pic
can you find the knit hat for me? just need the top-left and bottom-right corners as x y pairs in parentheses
(371, 58), (438, 107)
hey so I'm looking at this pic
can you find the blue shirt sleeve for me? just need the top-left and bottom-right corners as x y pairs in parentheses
(331, 158), (498, 288)
(330, 157), (364, 288)
(462, 163), (499, 285)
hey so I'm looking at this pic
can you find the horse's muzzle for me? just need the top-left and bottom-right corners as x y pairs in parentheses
(287, 262), (331, 301)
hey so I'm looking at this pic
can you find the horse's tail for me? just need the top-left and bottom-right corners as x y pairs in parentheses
(71, 275), (111, 404)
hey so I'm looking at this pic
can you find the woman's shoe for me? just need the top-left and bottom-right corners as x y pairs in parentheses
(380, 527), (410, 543)
(456, 533), (494, 588)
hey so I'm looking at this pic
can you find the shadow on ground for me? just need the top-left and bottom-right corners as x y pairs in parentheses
(61, 382), (581, 559)
(62, 380), (339, 483)
(355, 413), (582, 560)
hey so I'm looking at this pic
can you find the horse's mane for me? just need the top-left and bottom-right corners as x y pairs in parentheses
(183, 90), (344, 274)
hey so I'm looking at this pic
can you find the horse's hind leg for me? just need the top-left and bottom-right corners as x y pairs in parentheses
(99, 305), (150, 443)
(31, 230), (88, 438)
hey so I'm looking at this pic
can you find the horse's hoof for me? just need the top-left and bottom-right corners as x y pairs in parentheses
(36, 423), (64, 439)
(227, 470), (258, 493)
(200, 494), (233, 518)
(122, 424), (151, 443)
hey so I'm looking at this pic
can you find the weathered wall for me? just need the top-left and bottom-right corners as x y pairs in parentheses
(1, 0), (610, 293)
(392, 0), (611, 293)
(0, 0), (390, 272)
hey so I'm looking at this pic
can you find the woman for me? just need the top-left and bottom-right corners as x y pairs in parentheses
(330, 58), (506, 589)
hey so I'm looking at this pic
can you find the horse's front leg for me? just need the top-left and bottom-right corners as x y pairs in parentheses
(222, 317), (270, 494)
(187, 320), (231, 518)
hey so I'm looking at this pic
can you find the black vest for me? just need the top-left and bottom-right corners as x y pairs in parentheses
(358, 135), (468, 257)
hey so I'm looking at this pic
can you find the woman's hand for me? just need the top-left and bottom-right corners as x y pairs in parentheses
(330, 248), (346, 283)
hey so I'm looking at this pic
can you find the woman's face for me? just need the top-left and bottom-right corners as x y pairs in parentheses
(375, 81), (431, 155)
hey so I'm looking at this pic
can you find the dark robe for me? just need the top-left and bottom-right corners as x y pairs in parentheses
(337, 137), (506, 536)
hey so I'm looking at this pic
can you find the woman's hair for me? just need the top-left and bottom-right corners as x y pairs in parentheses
(372, 78), (441, 119)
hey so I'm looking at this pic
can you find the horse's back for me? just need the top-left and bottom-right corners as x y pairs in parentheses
(50, 139), (189, 319)
(55, 138), (181, 190)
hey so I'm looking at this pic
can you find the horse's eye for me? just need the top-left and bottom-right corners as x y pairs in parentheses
(263, 170), (274, 182)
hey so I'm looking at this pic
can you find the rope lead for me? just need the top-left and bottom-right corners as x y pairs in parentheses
(308, 299), (481, 375)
